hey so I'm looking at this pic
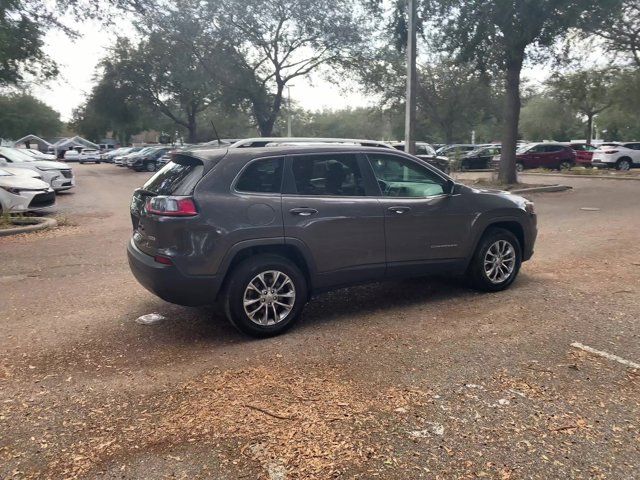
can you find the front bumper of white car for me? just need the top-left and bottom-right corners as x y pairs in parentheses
(0, 187), (56, 213)
(42, 169), (75, 191)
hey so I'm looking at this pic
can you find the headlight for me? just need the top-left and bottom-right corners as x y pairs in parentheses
(524, 200), (535, 215)
(0, 185), (21, 195)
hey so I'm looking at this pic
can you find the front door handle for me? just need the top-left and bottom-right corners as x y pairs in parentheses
(290, 207), (318, 216)
(387, 206), (411, 215)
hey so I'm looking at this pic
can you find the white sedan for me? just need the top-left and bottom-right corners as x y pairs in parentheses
(0, 168), (56, 214)
(0, 147), (75, 192)
(592, 142), (640, 171)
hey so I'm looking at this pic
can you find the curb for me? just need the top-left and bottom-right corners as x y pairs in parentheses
(0, 217), (58, 237)
(510, 185), (572, 194)
(520, 172), (640, 181)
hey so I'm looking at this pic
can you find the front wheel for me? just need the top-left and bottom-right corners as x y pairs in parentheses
(559, 160), (573, 171)
(223, 255), (308, 337)
(145, 162), (157, 172)
(468, 228), (522, 292)
(515, 162), (524, 173)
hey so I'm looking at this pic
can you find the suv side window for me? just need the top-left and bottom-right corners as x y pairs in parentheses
(367, 154), (448, 197)
(236, 157), (283, 193)
(290, 154), (365, 196)
(546, 145), (563, 152)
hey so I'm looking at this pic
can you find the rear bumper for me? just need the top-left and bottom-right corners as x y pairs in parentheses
(127, 239), (222, 306)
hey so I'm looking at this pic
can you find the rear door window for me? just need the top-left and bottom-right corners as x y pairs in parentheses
(143, 159), (204, 195)
(235, 158), (283, 193)
(290, 154), (365, 196)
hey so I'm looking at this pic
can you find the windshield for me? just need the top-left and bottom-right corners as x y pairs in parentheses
(516, 144), (531, 154)
(0, 147), (36, 163)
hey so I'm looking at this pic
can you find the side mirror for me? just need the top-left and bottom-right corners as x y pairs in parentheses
(0, 157), (7, 166)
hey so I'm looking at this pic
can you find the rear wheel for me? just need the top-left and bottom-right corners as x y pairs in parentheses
(145, 162), (157, 172)
(616, 157), (631, 171)
(468, 228), (522, 292)
(223, 255), (307, 337)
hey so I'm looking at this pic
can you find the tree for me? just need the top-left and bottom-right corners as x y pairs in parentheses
(435, 0), (624, 183)
(130, 0), (374, 136)
(416, 61), (498, 144)
(548, 69), (615, 144)
(589, 1), (640, 67)
(0, 94), (62, 139)
(519, 95), (581, 141)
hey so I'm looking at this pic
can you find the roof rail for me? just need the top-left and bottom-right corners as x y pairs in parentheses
(228, 137), (393, 149)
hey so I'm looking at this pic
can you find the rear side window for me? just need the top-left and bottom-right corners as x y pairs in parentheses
(236, 158), (283, 193)
(290, 154), (365, 196)
(143, 159), (204, 195)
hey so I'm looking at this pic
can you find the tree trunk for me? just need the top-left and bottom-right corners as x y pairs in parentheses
(187, 116), (197, 144)
(255, 83), (285, 137)
(498, 57), (524, 185)
(585, 113), (593, 145)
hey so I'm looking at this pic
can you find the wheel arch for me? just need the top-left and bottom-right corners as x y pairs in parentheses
(218, 240), (315, 300)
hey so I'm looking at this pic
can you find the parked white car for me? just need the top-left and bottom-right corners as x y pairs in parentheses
(591, 142), (640, 171)
(0, 168), (55, 214)
(64, 148), (101, 164)
(21, 149), (57, 161)
(0, 147), (75, 192)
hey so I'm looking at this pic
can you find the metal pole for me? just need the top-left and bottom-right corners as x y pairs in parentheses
(287, 86), (292, 137)
(404, 0), (417, 155)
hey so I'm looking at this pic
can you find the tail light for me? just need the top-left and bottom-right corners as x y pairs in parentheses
(145, 196), (198, 216)
(604, 150), (619, 154)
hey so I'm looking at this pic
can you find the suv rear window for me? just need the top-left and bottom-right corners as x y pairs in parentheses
(143, 159), (204, 195)
(236, 158), (283, 193)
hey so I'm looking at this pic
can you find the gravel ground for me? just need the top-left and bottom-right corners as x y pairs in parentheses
(1, 164), (639, 479)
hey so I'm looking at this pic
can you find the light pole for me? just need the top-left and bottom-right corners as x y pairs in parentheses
(287, 85), (295, 137)
(404, 0), (417, 155)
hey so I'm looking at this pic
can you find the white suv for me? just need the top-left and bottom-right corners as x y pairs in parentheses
(63, 148), (101, 164)
(592, 142), (640, 171)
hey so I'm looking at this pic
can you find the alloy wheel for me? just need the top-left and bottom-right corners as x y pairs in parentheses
(243, 270), (296, 326)
(483, 240), (516, 284)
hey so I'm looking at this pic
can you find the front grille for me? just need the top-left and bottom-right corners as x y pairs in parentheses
(60, 169), (73, 179)
(28, 191), (55, 208)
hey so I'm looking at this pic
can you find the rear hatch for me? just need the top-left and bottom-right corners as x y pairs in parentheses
(130, 156), (206, 257)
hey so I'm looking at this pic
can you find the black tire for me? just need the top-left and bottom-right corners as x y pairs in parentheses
(79, 161), (84, 165)
(516, 162), (524, 173)
(616, 157), (632, 171)
(223, 254), (308, 337)
(467, 227), (522, 292)
(558, 160), (573, 171)
(145, 162), (157, 172)
(96, 161), (101, 164)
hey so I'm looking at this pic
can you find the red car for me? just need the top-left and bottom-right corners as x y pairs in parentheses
(568, 143), (598, 166)
(514, 143), (577, 171)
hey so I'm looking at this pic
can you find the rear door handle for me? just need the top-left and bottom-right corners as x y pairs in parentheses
(289, 207), (318, 216)
(387, 206), (411, 215)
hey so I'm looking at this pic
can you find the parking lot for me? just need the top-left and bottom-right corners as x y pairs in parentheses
(1, 164), (639, 478)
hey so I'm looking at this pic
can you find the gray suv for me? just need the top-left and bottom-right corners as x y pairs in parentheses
(128, 145), (537, 337)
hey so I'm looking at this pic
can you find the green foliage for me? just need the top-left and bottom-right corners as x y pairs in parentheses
(519, 95), (581, 141)
(0, 94), (62, 139)
(432, 0), (625, 182)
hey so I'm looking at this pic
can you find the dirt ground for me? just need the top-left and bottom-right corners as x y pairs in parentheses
(1, 164), (639, 479)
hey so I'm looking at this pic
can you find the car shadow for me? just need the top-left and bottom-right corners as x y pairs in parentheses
(142, 275), (478, 345)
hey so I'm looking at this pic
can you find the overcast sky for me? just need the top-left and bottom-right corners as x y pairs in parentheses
(31, 19), (372, 122)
